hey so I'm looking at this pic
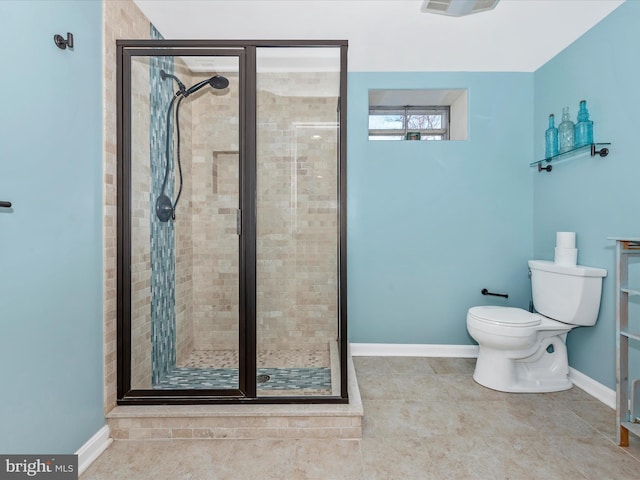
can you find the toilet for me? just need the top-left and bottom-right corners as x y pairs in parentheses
(467, 260), (606, 393)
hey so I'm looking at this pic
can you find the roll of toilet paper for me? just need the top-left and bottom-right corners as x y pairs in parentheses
(555, 247), (578, 265)
(556, 232), (576, 249)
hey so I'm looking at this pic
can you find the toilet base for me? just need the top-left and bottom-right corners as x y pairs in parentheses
(472, 336), (572, 393)
(473, 367), (572, 393)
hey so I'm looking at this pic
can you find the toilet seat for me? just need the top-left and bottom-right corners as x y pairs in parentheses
(468, 306), (541, 328)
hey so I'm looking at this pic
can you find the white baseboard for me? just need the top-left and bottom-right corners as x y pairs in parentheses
(75, 424), (112, 476)
(349, 342), (479, 358)
(569, 367), (615, 409)
(349, 343), (615, 408)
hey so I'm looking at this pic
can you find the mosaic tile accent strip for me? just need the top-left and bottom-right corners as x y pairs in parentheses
(153, 367), (331, 391)
(149, 24), (177, 385)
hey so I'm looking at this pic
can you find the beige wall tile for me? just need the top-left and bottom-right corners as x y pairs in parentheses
(103, 0), (153, 412)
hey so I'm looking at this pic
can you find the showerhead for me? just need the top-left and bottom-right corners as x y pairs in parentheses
(209, 75), (229, 90)
(184, 75), (229, 97)
(160, 69), (186, 94)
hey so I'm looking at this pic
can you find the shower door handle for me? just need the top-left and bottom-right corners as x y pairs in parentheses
(236, 209), (242, 236)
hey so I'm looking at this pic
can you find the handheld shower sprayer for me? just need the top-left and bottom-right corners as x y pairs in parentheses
(184, 75), (230, 96)
(156, 69), (230, 222)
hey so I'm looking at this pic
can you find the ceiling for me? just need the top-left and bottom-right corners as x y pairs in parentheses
(134, 0), (624, 72)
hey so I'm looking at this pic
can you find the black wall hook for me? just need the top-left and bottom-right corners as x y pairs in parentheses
(54, 32), (74, 50)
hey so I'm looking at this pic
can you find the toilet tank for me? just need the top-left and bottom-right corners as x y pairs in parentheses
(528, 260), (607, 326)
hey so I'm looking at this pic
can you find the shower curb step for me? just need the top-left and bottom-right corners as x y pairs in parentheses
(106, 354), (362, 440)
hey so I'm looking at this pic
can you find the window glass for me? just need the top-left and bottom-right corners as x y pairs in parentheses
(407, 114), (442, 130)
(368, 114), (403, 130)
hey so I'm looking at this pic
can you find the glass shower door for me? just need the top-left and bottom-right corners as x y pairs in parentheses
(126, 50), (243, 394)
(255, 47), (342, 396)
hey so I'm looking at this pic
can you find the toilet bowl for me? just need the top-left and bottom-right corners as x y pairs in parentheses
(467, 260), (606, 393)
(467, 306), (574, 392)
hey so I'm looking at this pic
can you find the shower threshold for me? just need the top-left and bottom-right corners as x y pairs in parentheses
(106, 349), (361, 440)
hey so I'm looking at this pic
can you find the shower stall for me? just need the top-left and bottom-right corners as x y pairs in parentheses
(116, 39), (347, 404)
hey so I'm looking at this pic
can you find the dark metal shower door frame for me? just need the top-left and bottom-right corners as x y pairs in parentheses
(116, 40), (348, 405)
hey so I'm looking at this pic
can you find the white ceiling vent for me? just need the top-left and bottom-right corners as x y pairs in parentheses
(420, 0), (500, 17)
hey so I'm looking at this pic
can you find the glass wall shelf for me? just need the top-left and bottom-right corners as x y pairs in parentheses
(530, 142), (611, 172)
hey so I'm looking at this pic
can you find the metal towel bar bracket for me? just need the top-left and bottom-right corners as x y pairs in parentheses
(481, 288), (508, 299)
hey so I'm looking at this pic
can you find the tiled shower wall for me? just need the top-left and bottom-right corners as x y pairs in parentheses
(190, 73), (240, 353)
(129, 49), (195, 388)
(256, 73), (339, 352)
(148, 39), (177, 385)
(129, 54), (152, 389)
(188, 70), (340, 353)
(104, 0), (151, 412)
(128, 65), (340, 372)
(173, 62), (195, 368)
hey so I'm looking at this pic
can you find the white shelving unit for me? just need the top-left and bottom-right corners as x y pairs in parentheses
(611, 237), (640, 446)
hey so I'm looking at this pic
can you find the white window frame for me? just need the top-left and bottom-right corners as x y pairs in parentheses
(369, 105), (450, 141)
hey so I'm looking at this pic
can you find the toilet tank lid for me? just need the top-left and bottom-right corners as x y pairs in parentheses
(528, 260), (607, 277)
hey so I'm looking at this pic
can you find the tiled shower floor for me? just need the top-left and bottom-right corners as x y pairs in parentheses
(153, 349), (332, 395)
(179, 349), (329, 369)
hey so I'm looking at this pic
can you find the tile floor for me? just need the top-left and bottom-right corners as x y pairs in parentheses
(82, 357), (640, 479)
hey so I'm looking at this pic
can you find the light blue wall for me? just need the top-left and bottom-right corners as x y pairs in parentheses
(348, 72), (534, 345)
(533, 0), (636, 389)
(0, 1), (103, 453)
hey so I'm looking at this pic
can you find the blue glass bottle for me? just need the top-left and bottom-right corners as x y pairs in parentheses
(558, 106), (574, 153)
(574, 100), (594, 148)
(545, 114), (559, 159)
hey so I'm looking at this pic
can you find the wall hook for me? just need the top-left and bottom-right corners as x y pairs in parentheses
(54, 32), (74, 50)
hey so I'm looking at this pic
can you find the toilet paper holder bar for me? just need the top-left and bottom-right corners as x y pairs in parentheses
(481, 288), (508, 299)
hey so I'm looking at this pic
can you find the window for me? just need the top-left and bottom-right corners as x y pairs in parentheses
(369, 106), (450, 141)
(368, 89), (468, 141)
